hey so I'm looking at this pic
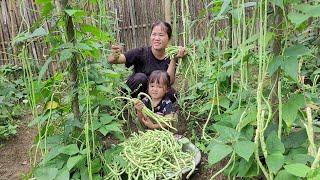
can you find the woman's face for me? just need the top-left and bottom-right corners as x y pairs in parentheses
(150, 25), (169, 51)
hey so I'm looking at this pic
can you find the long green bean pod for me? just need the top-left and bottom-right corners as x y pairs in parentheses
(105, 130), (195, 179)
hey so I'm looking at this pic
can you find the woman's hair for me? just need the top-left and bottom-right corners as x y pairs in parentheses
(151, 20), (172, 39)
(148, 70), (171, 88)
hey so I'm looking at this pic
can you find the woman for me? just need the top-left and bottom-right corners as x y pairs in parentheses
(108, 20), (185, 101)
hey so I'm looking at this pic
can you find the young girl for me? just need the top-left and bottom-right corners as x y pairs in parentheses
(134, 70), (177, 130)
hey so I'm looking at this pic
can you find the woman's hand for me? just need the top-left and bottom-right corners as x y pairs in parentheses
(174, 46), (186, 59)
(108, 44), (125, 64)
(111, 45), (122, 54)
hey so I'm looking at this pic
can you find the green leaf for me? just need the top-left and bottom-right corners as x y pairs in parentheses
(91, 158), (101, 174)
(237, 158), (253, 177)
(65, 9), (85, 17)
(287, 12), (310, 28)
(80, 24), (111, 41)
(35, 0), (50, 4)
(99, 114), (114, 124)
(238, 109), (257, 130)
(60, 49), (73, 61)
(266, 131), (285, 154)
(38, 57), (53, 82)
(285, 154), (314, 164)
(217, 0), (231, 17)
(275, 170), (299, 180)
(234, 141), (255, 161)
(114, 155), (127, 168)
(40, 2), (54, 17)
(105, 69), (121, 79)
(80, 165), (89, 179)
(282, 104), (296, 127)
(35, 1), (53, 16)
(313, 69), (320, 75)
(92, 174), (103, 180)
(59, 144), (79, 155)
(98, 124), (122, 136)
(31, 27), (48, 38)
(282, 94), (305, 127)
(92, 120), (102, 131)
(294, 4), (320, 17)
(41, 146), (61, 163)
(12, 27), (47, 44)
(270, 0), (284, 9)
(289, 93), (305, 109)
(55, 168), (69, 180)
(282, 55), (298, 81)
(213, 124), (240, 142)
(12, 32), (29, 44)
(75, 43), (92, 50)
(96, 85), (109, 92)
(66, 155), (84, 171)
(284, 163), (311, 177)
(219, 96), (230, 109)
(104, 146), (123, 164)
(283, 129), (307, 149)
(28, 112), (50, 126)
(284, 44), (311, 57)
(208, 143), (233, 165)
(58, 43), (74, 49)
(266, 153), (284, 173)
(268, 55), (282, 76)
(34, 167), (58, 180)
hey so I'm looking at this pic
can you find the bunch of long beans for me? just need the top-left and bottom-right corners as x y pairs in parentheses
(105, 130), (195, 180)
(113, 92), (177, 131)
(165, 45), (191, 60)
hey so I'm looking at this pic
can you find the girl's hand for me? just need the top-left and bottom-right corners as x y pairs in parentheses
(175, 46), (186, 58)
(141, 117), (155, 129)
(134, 100), (144, 112)
(156, 112), (164, 116)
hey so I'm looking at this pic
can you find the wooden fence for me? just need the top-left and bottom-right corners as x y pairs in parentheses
(0, 0), (214, 69)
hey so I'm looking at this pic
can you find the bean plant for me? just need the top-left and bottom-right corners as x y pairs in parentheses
(14, 0), (130, 179)
(11, 0), (320, 179)
(0, 65), (26, 140)
(174, 0), (320, 179)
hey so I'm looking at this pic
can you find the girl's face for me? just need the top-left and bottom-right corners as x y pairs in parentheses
(148, 80), (168, 100)
(150, 25), (169, 51)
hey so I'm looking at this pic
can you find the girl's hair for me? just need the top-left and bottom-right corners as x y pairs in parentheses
(148, 70), (171, 88)
(151, 20), (172, 39)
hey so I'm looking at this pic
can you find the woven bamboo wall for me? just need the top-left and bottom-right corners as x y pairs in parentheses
(0, 0), (236, 70)
(112, 0), (166, 51)
(0, 0), (41, 66)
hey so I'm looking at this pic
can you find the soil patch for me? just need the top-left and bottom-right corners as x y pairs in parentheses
(0, 116), (37, 180)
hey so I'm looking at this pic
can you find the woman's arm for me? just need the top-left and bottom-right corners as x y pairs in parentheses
(108, 45), (126, 64)
(167, 57), (178, 84)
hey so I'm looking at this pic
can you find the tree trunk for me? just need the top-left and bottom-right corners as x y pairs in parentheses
(271, 6), (283, 123)
(61, 0), (81, 120)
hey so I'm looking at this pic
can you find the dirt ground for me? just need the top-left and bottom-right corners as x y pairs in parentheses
(0, 117), (37, 180)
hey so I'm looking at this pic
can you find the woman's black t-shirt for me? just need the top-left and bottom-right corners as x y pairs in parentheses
(124, 46), (170, 76)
